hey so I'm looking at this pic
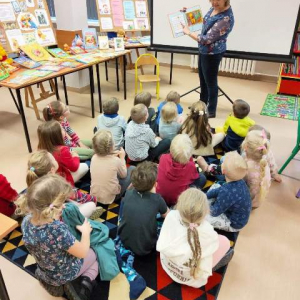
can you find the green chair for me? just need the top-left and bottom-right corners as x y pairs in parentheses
(279, 106), (300, 174)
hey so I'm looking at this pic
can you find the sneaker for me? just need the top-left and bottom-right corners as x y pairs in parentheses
(35, 269), (64, 297)
(89, 207), (104, 220)
(212, 248), (234, 271)
(64, 276), (96, 300)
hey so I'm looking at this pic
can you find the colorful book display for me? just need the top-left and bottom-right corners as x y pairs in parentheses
(47, 48), (71, 59)
(83, 28), (98, 50)
(96, 0), (150, 32)
(14, 56), (42, 68)
(0, 0), (56, 53)
(20, 43), (52, 61)
(0, 63), (9, 81)
(70, 47), (87, 55)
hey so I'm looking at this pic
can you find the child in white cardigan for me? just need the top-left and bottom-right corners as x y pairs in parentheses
(157, 188), (232, 288)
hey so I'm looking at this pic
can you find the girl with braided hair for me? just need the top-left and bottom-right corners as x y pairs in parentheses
(179, 101), (224, 156)
(157, 188), (231, 288)
(242, 130), (272, 208)
(16, 174), (99, 300)
(90, 129), (135, 204)
(43, 101), (94, 160)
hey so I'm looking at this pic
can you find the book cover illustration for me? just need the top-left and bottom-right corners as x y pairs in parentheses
(38, 65), (65, 72)
(70, 46), (87, 55)
(75, 55), (97, 64)
(60, 61), (83, 68)
(20, 43), (52, 61)
(98, 36), (109, 50)
(48, 48), (70, 59)
(0, 63), (10, 81)
(14, 56), (42, 68)
(83, 28), (98, 50)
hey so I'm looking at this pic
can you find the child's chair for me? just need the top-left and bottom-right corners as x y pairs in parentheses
(135, 54), (160, 100)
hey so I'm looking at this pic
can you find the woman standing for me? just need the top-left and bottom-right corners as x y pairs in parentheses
(183, 0), (234, 118)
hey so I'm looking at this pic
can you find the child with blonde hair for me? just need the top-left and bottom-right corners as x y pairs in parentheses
(179, 101), (224, 156)
(16, 174), (99, 300)
(248, 125), (281, 183)
(38, 121), (89, 186)
(26, 150), (102, 219)
(43, 101), (93, 160)
(159, 102), (181, 140)
(199, 151), (252, 231)
(125, 104), (170, 163)
(157, 188), (232, 288)
(241, 130), (271, 208)
(91, 130), (135, 204)
(156, 91), (184, 125)
(96, 97), (127, 150)
(157, 134), (206, 206)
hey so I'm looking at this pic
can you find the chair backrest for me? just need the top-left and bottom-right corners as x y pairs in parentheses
(136, 54), (159, 68)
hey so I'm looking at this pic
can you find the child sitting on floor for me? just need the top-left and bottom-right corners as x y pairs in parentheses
(26, 150), (102, 219)
(90, 130), (135, 204)
(241, 130), (271, 208)
(96, 97), (127, 150)
(125, 104), (171, 163)
(248, 125), (281, 183)
(118, 161), (169, 256)
(157, 188), (233, 288)
(0, 174), (18, 217)
(221, 99), (255, 152)
(157, 134), (207, 207)
(16, 174), (99, 300)
(128, 92), (157, 133)
(179, 101), (225, 156)
(159, 102), (181, 140)
(198, 151), (252, 232)
(156, 91), (183, 125)
(38, 121), (89, 186)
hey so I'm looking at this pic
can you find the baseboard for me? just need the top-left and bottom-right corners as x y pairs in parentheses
(160, 63), (277, 83)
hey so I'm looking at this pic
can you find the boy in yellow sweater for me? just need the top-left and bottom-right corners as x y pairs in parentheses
(221, 99), (255, 152)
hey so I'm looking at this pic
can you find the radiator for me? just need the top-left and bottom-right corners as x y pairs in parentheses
(190, 55), (256, 75)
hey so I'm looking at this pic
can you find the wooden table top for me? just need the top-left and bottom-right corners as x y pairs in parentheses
(0, 50), (131, 90)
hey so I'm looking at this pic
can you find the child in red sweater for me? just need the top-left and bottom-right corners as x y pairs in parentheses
(156, 134), (207, 206)
(37, 121), (89, 186)
(0, 174), (18, 217)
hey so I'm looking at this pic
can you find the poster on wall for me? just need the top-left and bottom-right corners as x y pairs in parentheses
(135, 1), (147, 18)
(37, 0), (45, 9)
(19, 1), (27, 12)
(6, 29), (25, 51)
(11, 1), (21, 14)
(35, 9), (50, 26)
(35, 28), (56, 46)
(123, 1), (135, 20)
(98, 0), (111, 14)
(17, 12), (38, 30)
(100, 17), (113, 30)
(134, 17), (149, 30)
(23, 32), (36, 43)
(0, 4), (16, 22)
(25, 0), (34, 8)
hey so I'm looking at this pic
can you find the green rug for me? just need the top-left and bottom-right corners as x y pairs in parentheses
(260, 94), (299, 121)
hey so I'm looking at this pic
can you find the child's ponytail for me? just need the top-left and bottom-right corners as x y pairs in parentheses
(43, 101), (64, 121)
(15, 194), (30, 216)
(187, 224), (202, 277)
(26, 167), (39, 188)
(258, 148), (268, 204)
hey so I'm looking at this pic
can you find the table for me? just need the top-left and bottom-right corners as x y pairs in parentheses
(0, 50), (130, 153)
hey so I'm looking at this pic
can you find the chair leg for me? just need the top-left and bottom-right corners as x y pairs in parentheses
(140, 82), (143, 92)
(135, 79), (138, 95)
(25, 88), (29, 107)
(28, 86), (40, 120)
(278, 145), (300, 174)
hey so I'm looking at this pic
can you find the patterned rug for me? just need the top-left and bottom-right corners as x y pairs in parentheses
(260, 93), (298, 120)
(0, 151), (238, 300)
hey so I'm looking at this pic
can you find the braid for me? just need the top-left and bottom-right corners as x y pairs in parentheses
(187, 227), (202, 278)
(258, 149), (268, 203)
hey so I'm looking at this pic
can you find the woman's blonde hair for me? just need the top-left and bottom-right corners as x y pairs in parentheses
(27, 150), (56, 187)
(92, 129), (114, 156)
(176, 188), (209, 278)
(161, 102), (178, 124)
(16, 174), (72, 221)
(170, 134), (193, 164)
(242, 130), (270, 202)
(179, 101), (211, 148)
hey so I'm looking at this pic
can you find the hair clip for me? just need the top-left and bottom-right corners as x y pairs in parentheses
(257, 145), (266, 151)
(261, 130), (267, 140)
(49, 204), (54, 210)
(30, 167), (35, 172)
(189, 223), (198, 230)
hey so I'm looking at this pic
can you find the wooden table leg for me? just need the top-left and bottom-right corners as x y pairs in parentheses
(16, 88), (32, 153)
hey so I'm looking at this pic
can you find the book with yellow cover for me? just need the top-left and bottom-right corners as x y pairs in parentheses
(20, 43), (52, 62)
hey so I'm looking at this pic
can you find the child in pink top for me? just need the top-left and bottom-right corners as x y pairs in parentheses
(241, 130), (271, 208)
(157, 134), (206, 206)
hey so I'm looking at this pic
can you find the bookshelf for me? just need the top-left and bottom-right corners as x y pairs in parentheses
(277, 27), (300, 95)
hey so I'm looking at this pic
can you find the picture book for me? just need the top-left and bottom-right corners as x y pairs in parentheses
(47, 48), (71, 59)
(70, 46), (87, 55)
(168, 6), (203, 38)
(5, 73), (35, 85)
(0, 63), (9, 81)
(98, 36), (109, 50)
(14, 56), (42, 69)
(38, 65), (65, 72)
(22, 69), (53, 77)
(20, 43), (52, 61)
(82, 28), (98, 50)
(2, 62), (19, 74)
(75, 55), (97, 64)
(113, 37), (125, 52)
(60, 61), (83, 68)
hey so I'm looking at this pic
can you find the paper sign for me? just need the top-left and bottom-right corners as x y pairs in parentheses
(113, 14), (124, 27)
(135, 1), (147, 18)
(123, 20), (134, 30)
(25, 0), (34, 8)
(100, 17), (113, 30)
(37, 0), (44, 9)
(35, 28), (56, 46)
(134, 18), (149, 30)
(6, 29), (25, 51)
(0, 4), (16, 22)
(123, 1), (135, 20)
(111, 0), (123, 16)
(11, 0), (21, 14)
(98, 0), (111, 15)
(23, 32), (36, 44)
(35, 9), (50, 27)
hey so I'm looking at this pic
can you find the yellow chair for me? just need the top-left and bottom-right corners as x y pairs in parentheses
(135, 54), (160, 100)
